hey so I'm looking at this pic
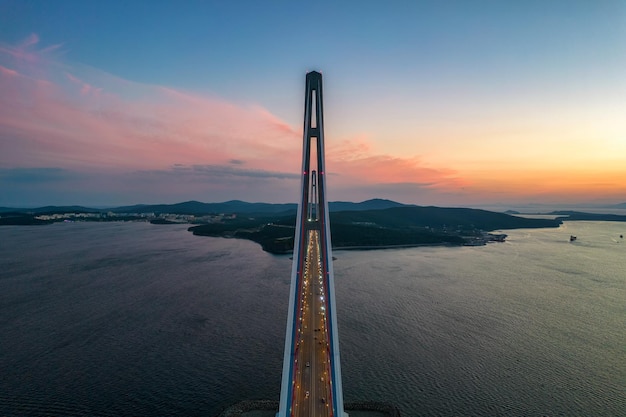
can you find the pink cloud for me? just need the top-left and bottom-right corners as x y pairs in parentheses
(326, 135), (468, 194)
(65, 72), (102, 96)
(0, 65), (18, 76)
(0, 38), (302, 174)
(1, 34), (470, 204)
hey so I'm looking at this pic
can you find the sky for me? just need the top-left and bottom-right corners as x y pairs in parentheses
(1, 1), (625, 208)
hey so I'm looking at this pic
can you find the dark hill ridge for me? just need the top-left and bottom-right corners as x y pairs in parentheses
(112, 199), (409, 215)
(0, 199), (410, 216)
(332, 206), (561, 230)
(4, 200), (625, 218)
(329, 198), (409, 212)
(111, 200), (297, 215)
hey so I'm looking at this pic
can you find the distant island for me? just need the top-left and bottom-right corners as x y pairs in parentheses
(547, 210), (626, 221)
(4, 199), (626, 254)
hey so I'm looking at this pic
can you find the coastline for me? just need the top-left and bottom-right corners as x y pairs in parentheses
(333, 242), (462, 251)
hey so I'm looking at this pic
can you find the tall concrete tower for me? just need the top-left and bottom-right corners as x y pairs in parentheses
(277, 71), (347, 417)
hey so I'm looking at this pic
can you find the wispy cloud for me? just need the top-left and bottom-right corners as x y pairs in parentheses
(0, 38), (302, 173)
(327, 136), (467, 191)
(0, 34), (470, 205)
(0, 32), (63, 64)
(0, 65), (18, 76)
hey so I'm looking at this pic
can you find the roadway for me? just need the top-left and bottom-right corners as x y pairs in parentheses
(291, 228), (333, 417)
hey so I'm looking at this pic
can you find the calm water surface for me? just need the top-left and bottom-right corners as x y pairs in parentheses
(1, 221), (625, 416)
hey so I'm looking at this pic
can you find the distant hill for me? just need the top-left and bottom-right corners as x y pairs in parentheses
(549, 211), (626, 222)
(1, 198), (413, 216)
(329, 198), (409, 212)
(112, 198), (410, 215)
(110, 200), (298, 215)
(5, 200), (623, 222)
(0, 199), (408, 216)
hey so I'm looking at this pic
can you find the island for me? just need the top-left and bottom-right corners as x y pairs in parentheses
(188, 206), (562, 254)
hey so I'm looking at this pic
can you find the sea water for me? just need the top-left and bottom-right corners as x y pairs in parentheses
(1, 221), (624, 416)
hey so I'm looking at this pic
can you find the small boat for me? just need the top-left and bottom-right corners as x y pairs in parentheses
(570, 235), (577, 242)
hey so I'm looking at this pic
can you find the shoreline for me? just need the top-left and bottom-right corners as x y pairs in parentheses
(333, 242), (461, 251)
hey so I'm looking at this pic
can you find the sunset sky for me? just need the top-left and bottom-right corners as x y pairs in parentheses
(1, 1), (625, 208)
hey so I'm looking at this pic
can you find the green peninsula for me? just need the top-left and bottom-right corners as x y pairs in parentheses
(188, 206), (562, 254)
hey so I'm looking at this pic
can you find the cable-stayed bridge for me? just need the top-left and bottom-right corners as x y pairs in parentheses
(277, 71), (348, 417)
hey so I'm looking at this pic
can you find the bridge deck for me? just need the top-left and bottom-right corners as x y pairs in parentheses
(291, 229), (332, 416)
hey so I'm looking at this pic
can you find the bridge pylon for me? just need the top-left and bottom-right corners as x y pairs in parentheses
(277, 71), (347, 417)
